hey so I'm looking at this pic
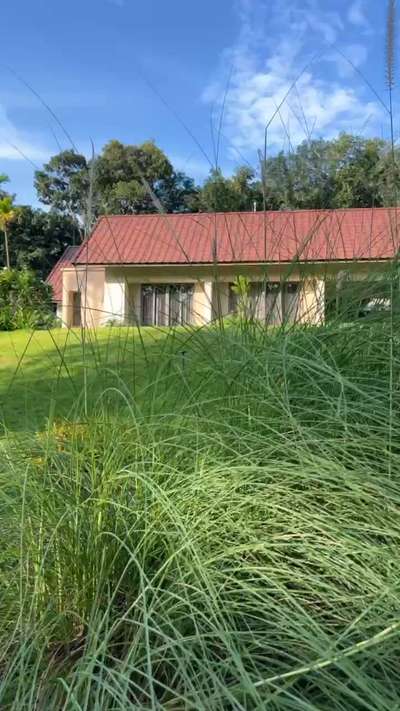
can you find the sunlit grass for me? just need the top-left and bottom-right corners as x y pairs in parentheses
(0, 311), (399, 708)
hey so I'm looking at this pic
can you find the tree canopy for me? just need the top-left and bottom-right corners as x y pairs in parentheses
(33, 133), (400, 223)
(34, 140), (199, 220)
(4, 207), (80, 280)
(198, 167), (260, 212)
(260, 135), (398, 211)
(34, 150), (89, 220)
(0, 194), (17, 269)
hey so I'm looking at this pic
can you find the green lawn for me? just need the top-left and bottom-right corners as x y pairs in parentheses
(0, 326), (176, 432)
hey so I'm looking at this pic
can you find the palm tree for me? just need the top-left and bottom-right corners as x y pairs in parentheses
(0, 197), (16, 269)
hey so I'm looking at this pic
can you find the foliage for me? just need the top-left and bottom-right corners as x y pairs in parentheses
(0, 310), (400, 707)
(0, 196), (16, 229)
(95, 139), (173, 214)
(0, 195), (17, 269)
(0, 173), (10, 200)
(35, 141), (199, 218)
(0, 268), (54, 330)
(1, 206), (80, 279)
(156, 169), (199, 212)
(32, 133), (400, 222)
(231, 274), (251, 321)
(261, 134), (399, 210)
(199, 166), (260, 212)
(196, 134), (400, 212)
(34, 150), (89, 220)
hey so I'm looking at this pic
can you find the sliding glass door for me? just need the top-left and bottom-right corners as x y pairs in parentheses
(141, 284), (194, 326)
(265, 283), (282, 325)
(228, 281), (301, 325)
(282, 283), (300, 324)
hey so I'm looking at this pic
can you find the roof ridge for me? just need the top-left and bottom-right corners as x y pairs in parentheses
(90, 206), (400, 220)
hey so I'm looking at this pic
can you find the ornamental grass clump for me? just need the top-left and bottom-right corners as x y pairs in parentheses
(1, 306), (400, 709)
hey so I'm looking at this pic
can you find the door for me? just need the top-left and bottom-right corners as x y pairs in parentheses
(169, 285), (193, 325)
(71, 291), (81, 327)
(141, 286), (155, 325)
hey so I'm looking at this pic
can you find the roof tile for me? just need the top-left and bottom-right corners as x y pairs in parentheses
(69, 209), (400, 266)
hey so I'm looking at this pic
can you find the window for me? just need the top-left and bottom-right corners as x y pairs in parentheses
(325, 278), (394, 322)
(155, 286), (169, 326)
(141, 286), (155, 326)
(228, 284), (238, 314)
(227, 281), (301, 325)
(169, 285), (193, 325)
(141, 284), (193, 326)
(265, 283), (282, 325)
(282, 283), (300, 324)
(249, 283), (264, 319)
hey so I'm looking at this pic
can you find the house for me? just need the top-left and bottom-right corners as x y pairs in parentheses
(46, 245), (81, 322)
(46, 208), (400, 328)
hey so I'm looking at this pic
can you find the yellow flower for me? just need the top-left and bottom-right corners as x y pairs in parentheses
(31, 456), (45, 467)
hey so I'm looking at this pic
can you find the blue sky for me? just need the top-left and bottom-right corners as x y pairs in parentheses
(0, 0), (394, 206)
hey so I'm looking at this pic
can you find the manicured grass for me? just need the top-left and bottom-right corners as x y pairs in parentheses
(1, 317), (400, 708)
(0, 326), (176, 432)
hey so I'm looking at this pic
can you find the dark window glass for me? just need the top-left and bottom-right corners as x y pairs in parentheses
(141, 284), (193, 326)
(283, 282), (300, 324)
(170, 285), (193, 325)
(249, 283), (264, 319)
(141, 286), (154, 325)
(228, 284), (238, 313)
(72, 291), (81, 327)
(265, 283), (282, 325)
(155, 286), (168, 326)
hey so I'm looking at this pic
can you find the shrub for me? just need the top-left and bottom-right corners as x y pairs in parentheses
(0, 268), (55, 330)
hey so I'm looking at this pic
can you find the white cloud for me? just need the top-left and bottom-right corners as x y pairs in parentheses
(322, 43), (369, 80)
(203, 0), (381, 156)
(0, 104), (50, 162)
(348, 0), (369, 29)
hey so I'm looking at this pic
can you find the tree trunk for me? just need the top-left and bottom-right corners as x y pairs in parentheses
(4, 226), (10, 269)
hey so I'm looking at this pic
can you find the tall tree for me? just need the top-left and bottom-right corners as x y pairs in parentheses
(156, 171), (199, 213)
(199, 167), (261, 212)
(0, 196), (16, 269)
(34, 150), (89, 222)
(35, 141), (198, 217)
(2, 207), (80, 279)
(0, 173), (10, 200)
(288, 139), (336, 209)
(261, 134), (398, 211)
(331, 135), (385, 208)
(262, 152), (294, 210)
(95, 139), (176, 214)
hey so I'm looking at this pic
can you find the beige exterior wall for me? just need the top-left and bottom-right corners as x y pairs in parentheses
(60, 260), (392, 328)
(62, 266), (105, 328)
(298, 279), (325, 325)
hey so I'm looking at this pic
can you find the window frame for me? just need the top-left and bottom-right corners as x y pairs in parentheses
(228, 280), (301, 324)
(141, 284), (194, 326)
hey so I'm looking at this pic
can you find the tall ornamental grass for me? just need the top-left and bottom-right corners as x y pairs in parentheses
(1, 292), (400, 709)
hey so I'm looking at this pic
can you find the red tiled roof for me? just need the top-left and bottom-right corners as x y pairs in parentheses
(72, 209), (400, 266)
(46, 245), (80, 303)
